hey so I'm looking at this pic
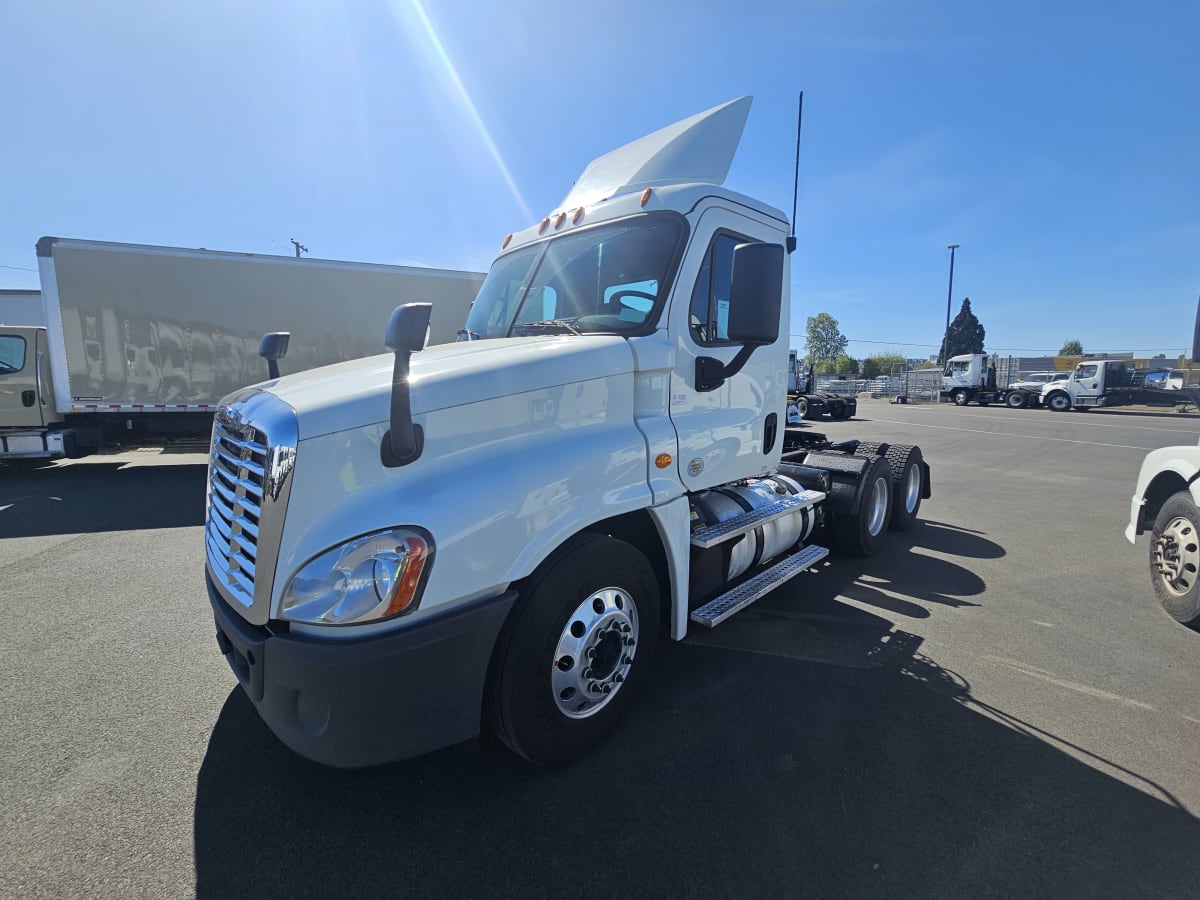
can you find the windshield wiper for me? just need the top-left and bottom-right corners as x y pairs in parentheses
(456, 328), (481, 341)
(511, 319), (581, 336)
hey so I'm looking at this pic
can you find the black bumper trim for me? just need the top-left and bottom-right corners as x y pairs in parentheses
(207, 572), (516, 767)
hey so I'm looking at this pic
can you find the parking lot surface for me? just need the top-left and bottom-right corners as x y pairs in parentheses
(3, 401), (1200, 898)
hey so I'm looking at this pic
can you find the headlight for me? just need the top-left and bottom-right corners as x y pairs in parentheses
(281, 528), (431, 625)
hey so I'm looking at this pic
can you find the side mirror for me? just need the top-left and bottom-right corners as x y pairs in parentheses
(727, 242), (783, 345)
(694, 242), (784, 392)
(382, 303), (433, 468)
(258, 332), (290, 380)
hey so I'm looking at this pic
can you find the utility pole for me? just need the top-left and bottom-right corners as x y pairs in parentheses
(942, 244), (959, 366)
(290, 238), (308, 259)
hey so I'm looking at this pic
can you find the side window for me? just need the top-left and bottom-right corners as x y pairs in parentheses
(689, 234), (743, 345)
(949, 360), (970, 376)
(1076, 364), (1098, 379)
(0, 335), (27, 373)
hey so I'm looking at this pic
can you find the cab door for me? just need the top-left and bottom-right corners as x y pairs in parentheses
(1071, 362), (1103, 403)
(0, 327), (51, 428)
(667, 205), (787, 491)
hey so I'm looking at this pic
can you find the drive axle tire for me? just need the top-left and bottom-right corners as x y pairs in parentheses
(1007, 391), (1028, 409)
(486, 533), (660, 766)
(796, 396), (809, 418)
(852, 442), (925, 531)
(829, 456), (893, 557)
(1150, 492), (1200, 628)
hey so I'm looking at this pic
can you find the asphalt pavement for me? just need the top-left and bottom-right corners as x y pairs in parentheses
(3, 401), (1200, 898)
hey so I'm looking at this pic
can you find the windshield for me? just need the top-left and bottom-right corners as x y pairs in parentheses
(461, 214), (684, 340)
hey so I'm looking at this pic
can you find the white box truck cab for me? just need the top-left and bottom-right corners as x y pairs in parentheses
(205, 97), (932, 768)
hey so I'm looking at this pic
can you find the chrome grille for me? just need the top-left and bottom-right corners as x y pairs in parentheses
(206, 413), (268, 608)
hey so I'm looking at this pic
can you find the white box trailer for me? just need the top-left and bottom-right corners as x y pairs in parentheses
(0, 238), (483, 460)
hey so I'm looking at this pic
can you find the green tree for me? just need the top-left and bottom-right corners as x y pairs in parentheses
(806, 312), (848, 368)
(834, 354), (860, 375)
(1152, 352), (1167, 360)
(814, 358), (837, 375)
(1060, 339), (1084, 355)
(939, 297), (985, 364)
(861, 352), (908, 380)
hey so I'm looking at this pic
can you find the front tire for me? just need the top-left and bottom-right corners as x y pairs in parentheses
(1046, 391), (1072, 412)
(1150, 492), (1200, 628)
(487, 534), (661, 766)
(953, 390), (969, 406)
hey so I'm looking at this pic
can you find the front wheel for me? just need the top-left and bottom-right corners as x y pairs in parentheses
(953, 390), (969, 406)
(486, 534), (661, 766)
(1150, 492), (1200, 628)
(1046, 391), (1072, 412)
(1006, 391), (1028, 409)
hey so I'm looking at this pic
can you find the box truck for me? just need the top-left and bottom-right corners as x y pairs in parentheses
(0, 240), (483, 460)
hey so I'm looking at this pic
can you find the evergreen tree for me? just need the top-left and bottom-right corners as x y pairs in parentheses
(939, 298), (985, 364)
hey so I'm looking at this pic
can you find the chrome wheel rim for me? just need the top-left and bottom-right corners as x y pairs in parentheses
(551, 587), (638, 719)
(1154, 517), (1200, 596)
(866, 476), (889, 536)
(903, 462), (921, 513)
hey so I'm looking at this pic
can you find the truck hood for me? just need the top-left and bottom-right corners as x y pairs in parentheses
(259, 335), (635, 440)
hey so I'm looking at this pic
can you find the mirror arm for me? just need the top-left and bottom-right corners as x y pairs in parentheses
(695, 343), (759, 393)
(381, 349), (424, 466)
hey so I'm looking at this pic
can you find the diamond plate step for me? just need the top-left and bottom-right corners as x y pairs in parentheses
(690, 490), (825, 549)
(689, 544), (830, 628)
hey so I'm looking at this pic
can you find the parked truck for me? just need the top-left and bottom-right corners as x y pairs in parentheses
(203, 97), (932, 769)
(941, 353), (1013, 406)
(787, 350), (857, 420)
(1043, 358), (1200, 412)
(1126, 304), (1200, 628)
(0, 238), (484, 460)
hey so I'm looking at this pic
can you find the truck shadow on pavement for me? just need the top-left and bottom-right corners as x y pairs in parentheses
(0, 462), (206, 537)
(195, 546), (1200, 899)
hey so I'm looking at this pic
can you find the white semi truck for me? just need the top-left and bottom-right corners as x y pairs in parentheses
(203, 97), (932, 768)
(0, 239), (483, 460)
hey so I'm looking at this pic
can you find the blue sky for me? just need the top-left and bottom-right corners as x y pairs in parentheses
(2, 0), (1197, 359)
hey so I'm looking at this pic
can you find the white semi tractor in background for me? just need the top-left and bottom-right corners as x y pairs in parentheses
(202, 97), (932, 769)
(0, 239), (483, 461)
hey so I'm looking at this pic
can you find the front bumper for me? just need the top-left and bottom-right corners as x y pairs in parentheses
(207, 571), (516, 767)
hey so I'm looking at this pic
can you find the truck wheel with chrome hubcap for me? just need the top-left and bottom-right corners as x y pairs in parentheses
(487, 533), (660, 766)
(1150, 492), (1200, 628)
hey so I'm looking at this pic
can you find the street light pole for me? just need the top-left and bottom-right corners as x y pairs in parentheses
(942, 243), (959, 365)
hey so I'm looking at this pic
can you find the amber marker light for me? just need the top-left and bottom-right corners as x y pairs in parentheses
(538, 217), (550, 233)
(640, 188), (653, 207)
(572, 207), (584, 223)
(382, 536), (429, 618)
(501, 233), (513, 249)
(554, 212), (566, 229)
(655, 453), (672, 469)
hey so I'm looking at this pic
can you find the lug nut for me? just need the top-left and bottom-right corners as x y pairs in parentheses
(602, 685), (612, 694)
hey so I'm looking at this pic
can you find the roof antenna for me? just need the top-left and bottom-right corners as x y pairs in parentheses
(787, 92), (803, 255)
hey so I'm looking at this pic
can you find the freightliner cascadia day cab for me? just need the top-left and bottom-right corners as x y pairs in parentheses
(204, 97), (932, 767)
(0, 239), (483, 460)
